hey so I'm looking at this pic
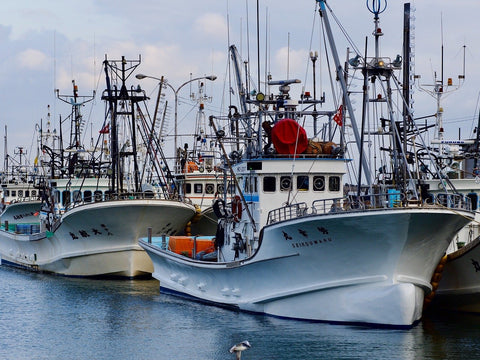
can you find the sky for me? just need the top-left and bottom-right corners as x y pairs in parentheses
(0, 0), (479, 167)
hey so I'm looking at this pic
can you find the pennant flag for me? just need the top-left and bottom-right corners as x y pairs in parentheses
(333, 105), (343, 126)
(99, 123), (110, 134)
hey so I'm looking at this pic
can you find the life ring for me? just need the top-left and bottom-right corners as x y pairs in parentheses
(231, 195), (242, 222)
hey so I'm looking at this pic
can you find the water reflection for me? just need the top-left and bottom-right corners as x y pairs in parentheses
(1, 266), (480, 359)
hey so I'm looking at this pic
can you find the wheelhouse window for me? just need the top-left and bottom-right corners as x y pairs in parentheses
(54, 190), (60, 204)
(263, 176), (276, 192)
(280, 176), (292, 191)
(467, 192), (478, 211)
(31, 190), (36, 197)
(185, 183), (192, 194)
(94, 190), (103, 202)
(105, 190), (114, 200)
(329, 176), (341, 192)
(228, 182), (235, 195)
(217, 183), (224, 194)
(25, 190), (30, 197)
(205, 183), (215, 194)
(62, 190), (71, 207)
(84, 190), (92, 202)
(18, 190), (23, 198)
(194, 184), (203, 194)
(11, 190), (16, 197)
(313, 176), (325, 191)
(244, 177), (257, 193)
(297, 176), (309, 191)
(73, 190), (82, 203)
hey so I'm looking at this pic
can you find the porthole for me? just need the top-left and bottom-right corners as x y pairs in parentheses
(313, 176), (325, 191)
(205, 183), (215, 194)
(280, 176), (292, 191)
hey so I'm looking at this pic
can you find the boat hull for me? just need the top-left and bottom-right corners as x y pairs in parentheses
(0, 199), (196, 278)
(141, 207), (471, 326)
(432, 236), (480, 312)
(0, 200), (41, 227)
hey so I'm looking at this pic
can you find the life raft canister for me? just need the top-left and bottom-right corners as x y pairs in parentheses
(271, 118), (308, 155)
(231, 195), (242, 222)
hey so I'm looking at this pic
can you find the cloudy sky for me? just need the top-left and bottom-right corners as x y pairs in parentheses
(0, 0), (478, 165)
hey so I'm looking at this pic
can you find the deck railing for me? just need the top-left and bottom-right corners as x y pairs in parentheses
(64, 191), (184, 212)
(266, 192), (472, 225)
(266, 202), (308, 224)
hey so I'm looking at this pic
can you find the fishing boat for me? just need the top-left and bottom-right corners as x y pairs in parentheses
(422, 141), (480, 312)
(0, 59), (196, 277)
(139, 1), (473, 326)
(135, 73), (229, 236)
(414, 61), (480, 312)
(0, 127), (44, 232)
(174, 80), (233, 236)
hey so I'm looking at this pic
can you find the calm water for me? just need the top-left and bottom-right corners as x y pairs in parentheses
(1, 266), (480, 360)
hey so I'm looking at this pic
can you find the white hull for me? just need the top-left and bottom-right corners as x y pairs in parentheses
(424, 179), (480, 312)
(0, 199), (196, 277)
(141, 207), (471, 326)
(433, 236), (480, 312)
(0, 200), (41, 226)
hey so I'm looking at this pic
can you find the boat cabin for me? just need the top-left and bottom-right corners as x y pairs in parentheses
(233, 157), (346, 232)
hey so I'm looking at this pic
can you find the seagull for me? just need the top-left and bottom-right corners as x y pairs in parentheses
(229, 340), (251, 360)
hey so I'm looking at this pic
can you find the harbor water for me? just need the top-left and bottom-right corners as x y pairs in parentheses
(1, 266), (480, 360)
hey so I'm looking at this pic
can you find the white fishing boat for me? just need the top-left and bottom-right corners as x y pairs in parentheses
(0, 179), (42, 231)
(175, 162), (229, 236)
(392, 36), (480, 312)
(0, 127), (44, 228)
(140, 1), (473, 326)
(415, 66), (480, 312)
(135, 73), (229, 236)
(0, 59), (196, 277)
(174, 81), (232, 236)
(421, 140), (480, 312)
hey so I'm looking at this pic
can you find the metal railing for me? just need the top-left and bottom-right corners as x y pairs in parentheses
(63, 191), (185, 211)
(266, 192), (472, 225)
(266, 202), (308, 224)
(434, 193), (471, 210)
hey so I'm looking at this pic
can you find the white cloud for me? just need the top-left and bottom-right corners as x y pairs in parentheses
(194, 13), (228, 41)
(17, 49), (49, 70)
(273, 47), (309, 81)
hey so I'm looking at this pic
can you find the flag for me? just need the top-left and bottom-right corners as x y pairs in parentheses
(99, 123), (109, 134)
(333, 105), (343, 126)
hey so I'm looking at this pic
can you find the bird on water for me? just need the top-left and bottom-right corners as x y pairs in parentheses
(229, 340), (251, 360)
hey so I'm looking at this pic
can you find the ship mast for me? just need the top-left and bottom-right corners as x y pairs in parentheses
(317, 0), (373, 186)
(102, 56), (147, 194)
(56, 80), (95, 176)
(415, 15), (466, 169)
